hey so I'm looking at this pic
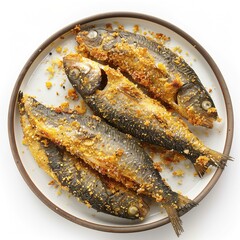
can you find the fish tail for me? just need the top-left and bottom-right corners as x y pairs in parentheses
(194, 149), (233, 177)
(176, 194), (197, 214)
(208, 149), (233, 168)
(164, 204), (184, 237)
(193, 162), (208, 178)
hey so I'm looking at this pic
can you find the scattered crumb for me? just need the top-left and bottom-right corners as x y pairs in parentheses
(172, 169), (184, 177)
(133, 25), (140, 33)
(207, 107), (217, 114)
(206, 168), (212, 174)
(45, 81), (52, 89)
(65, 88), (79, 100)
(74, 99), (87, 114)
(209, 88), (213, 93)
(48, 180), (55, 185)
(46, 66), (55, 79)
(55, 46), (62, 54)
(60, 102), (70, 111)
(117, 24), (124, 30)
(177, 179), (183, 185)
(106, 23), (113, 30)
(57, 186), (62, 196)
(63, 47), (69, 54)
(157, 63), (167, 74)
(173, 46), (182, 54)
(153, 162), (163, 172)
(217, 117), (222, 122)
(71, 24), (81, 35)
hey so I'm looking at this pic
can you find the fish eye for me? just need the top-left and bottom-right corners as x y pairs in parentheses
(69, 67), (80, 80)
(87, 30), (98, 39)
(128, 206), (139, 217)
(201, 100), (212, 110)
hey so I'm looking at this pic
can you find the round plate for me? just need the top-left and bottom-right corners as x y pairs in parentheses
(8, 12), (233, 233)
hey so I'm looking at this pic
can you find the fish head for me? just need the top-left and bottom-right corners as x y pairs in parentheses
(177, 82), (218, 128)
(77, 28), (121, 51)
(63, 54), (103, 97)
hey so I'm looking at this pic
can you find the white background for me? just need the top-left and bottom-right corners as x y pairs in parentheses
(1, 0), (239, 239)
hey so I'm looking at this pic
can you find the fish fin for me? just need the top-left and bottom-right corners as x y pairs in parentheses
(194, 162), (208, 177)
(177, 194), (197, 215)
(164, 204), (184, 237)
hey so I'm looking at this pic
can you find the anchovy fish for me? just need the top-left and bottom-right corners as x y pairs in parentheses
(76, 27), (218, 128)
(63, 54), (230, 177)
(18, 96), (149, 220)
(19, 92), (196, 236)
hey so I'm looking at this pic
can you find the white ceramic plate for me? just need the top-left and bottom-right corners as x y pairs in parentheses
(8, 12), (233, 233)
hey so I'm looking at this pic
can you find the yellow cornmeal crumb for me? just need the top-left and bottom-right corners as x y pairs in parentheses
(46, 58), (63, 79)
(60, 102), (69, 111)
(46, 66), (55, 79)
(133, 25), (139, 33)
(63, 47), (69, 54)
(45, 81), (52, 89)
(155, 33), (170, 43)
(178, 179), (183, 185)
(117, 24), (124, 30)
(172, 169), (184, 177)
(184, 163), (191, 169)
(74, 100), (87, 114)
(52, 58), (63, 69)
(173, 46), (182, 54)
(196, 156), (209, 166)
(153, 162), (163, 172)
(157, 63), (167, 74)
(207, 107), (217, 113)
(185, 52), (189, 56)
(206, 168), (212, 174)
(65, 88), (79, 100)
(57, 186), (62, 196)
(48, 180), (55, 185)
(217, 117), (222, 122)
(56, 46), (62, 54)
(144, 120), (150, 126)
(105, 23), (113, 30)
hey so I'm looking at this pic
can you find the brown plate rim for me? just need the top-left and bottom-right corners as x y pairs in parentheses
(8, 12), (234, 233)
